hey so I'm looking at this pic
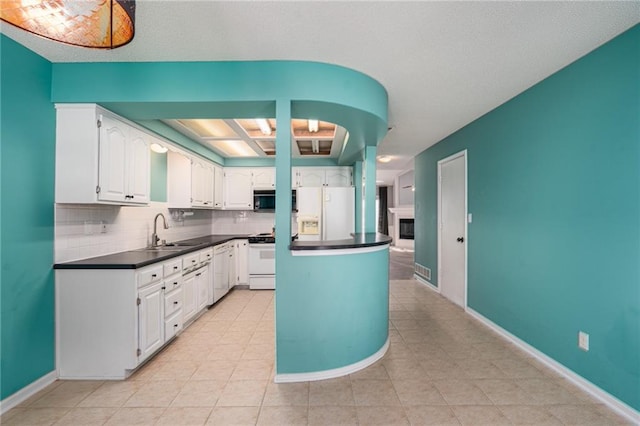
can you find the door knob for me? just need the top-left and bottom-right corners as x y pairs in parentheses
(456, 237), (464, 243)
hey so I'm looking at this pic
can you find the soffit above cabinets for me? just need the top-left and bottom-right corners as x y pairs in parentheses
(163, 118), (346, 159)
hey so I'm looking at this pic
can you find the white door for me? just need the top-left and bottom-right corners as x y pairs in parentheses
(182, 273), (197, 323)
(127, 128), (150, 204)
(213, 166), (224, 208)
(98, 116), (128, 202)
(297, 168), (325, 187)
(138, 282), (164, 361)
(438, 151), (467, 308)
(223, 168), (253, 209)
(324, 167), (352, 187)
(196, 267), (209, 311)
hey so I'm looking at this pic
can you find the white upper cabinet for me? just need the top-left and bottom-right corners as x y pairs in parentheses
(167, 153), (218, 209)
(293, 166), (353, 187)
(252, 167), (275, 189)
(213, 165), (224, 209)
(56, 104), (150, 205)
(223, 168), (253, 210)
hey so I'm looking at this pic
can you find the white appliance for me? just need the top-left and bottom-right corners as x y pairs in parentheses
(248, 243), (275, 289)
(296, 187), (355, 241)
(212, 243), (231, 303)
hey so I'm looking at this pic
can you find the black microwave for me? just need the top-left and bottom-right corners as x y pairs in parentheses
(253, 190), (297, 212)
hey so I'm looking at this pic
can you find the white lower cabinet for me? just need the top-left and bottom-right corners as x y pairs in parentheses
(137, 280), (165, 362)
(182, 272), (197, 324)
(56, 245), (220, 379)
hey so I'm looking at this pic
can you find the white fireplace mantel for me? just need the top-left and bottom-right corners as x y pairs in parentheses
(388, 207), (414, 249)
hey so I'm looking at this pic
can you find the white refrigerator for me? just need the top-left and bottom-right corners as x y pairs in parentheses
(296, 187), (355, 241)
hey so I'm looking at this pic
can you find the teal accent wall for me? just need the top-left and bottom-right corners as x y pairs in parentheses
(276, 248), (389, 373)
(0, 35), (56, 399)
(364, 146), (377, 233)
(150, 151), (167, 202)
(414, 25), (640, 410)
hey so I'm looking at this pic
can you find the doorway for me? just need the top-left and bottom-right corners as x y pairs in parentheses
(437, 150), (467, 308)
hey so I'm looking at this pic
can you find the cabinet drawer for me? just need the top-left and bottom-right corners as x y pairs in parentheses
(165, 275), (183, 292)
(165, 288), (183, 317)
(137, 265), (163, 288)
(200, 249), (213, 264)
(183, 253), (199, 269)
(164, 310), (183, 341)
(163, 258), (183, 277)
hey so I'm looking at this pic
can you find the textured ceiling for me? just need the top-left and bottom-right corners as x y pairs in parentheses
(2, 1), (638, 183)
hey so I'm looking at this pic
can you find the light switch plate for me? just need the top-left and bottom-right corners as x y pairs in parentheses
(578, 331), (589, 351)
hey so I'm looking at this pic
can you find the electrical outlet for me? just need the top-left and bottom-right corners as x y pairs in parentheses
(578, 331), (589, 351)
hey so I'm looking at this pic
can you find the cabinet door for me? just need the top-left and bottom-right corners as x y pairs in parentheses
(98, 116), (128, 202)
(297, 168), (325, 187)
(228, 244), (236, 289)
(182, 274), (197, 323)
(213, 166), (224, 208)
(127, 128), (150, 204)
(252, 168), (275, 189)
(138, 282), (165, 362)
(191, 160), (205, 206)
(196, 268), (209, 311)
(324, 167), (352, 187)
(223, 168), (253, 209)
(236, 240), (249, 285)
(202, 163), (214, 207)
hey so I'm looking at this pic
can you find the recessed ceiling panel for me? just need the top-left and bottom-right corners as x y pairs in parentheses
(177, 119), (238, 138)
(236, 119), (276, 138)
(208, 139), (258, 157)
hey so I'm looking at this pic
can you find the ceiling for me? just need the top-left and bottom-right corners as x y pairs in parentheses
(2, 1), (638, 185)
(163, 118), (346, 159)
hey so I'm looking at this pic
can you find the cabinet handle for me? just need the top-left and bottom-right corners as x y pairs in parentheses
(173, 281), (178, 286)
(173, 266), (178, 270)
(174, 324), (178, 328)
(173, 301), (178, 305)
(192, 260), (196, 263)
(196, 273), (201, 277)
(161, 286), (166, 290)
(152, 274), (157, 278)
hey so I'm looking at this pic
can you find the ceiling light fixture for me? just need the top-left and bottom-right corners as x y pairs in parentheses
(211, 140), (258, 157)
(150, 143), (168, 154)
(255, 119), (272, 136)
(308, 119), (319, 133)
(0, 0), (135, 48)
(377, 155), (392, 163)
(311, 140), (320, 154)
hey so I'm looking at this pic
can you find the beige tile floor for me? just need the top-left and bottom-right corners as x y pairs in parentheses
(3, 281), (632, 425)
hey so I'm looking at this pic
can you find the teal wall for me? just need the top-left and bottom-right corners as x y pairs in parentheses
(0, 35), (56, 399)
(150, 151), (167, 202)
(414, 25), (640, 410)
(0, 53), (388, 398)
(276, 248), (389, 373)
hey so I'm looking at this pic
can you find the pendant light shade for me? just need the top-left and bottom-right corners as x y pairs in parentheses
(1, 0), (135, 49)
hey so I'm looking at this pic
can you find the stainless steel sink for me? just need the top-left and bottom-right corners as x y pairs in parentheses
(133, 246), (185, 252)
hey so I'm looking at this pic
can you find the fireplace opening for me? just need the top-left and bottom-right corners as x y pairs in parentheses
(399, 218), (414, 240)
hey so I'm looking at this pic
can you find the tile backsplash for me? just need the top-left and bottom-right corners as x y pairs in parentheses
(55, 203), (214, 263)
(55, 204), (298, 263)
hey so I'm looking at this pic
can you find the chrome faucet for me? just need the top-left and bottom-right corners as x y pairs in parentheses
(151, 213), (169, 247)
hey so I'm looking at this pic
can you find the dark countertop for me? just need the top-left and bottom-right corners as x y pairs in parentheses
(54, 234), (247, 270)
(289, 232), (392, 251)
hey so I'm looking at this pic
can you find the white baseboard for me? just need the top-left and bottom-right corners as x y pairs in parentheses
(0, 370), (57, 415)
(274, 337), (389, 383)
(466, 308), (640, 424)
(414, 274), (439, 292)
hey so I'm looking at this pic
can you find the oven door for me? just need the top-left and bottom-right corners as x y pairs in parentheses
(248, 243), (275, 275)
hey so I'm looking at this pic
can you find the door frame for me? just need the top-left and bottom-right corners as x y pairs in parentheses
(437, 149), (468, 308)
